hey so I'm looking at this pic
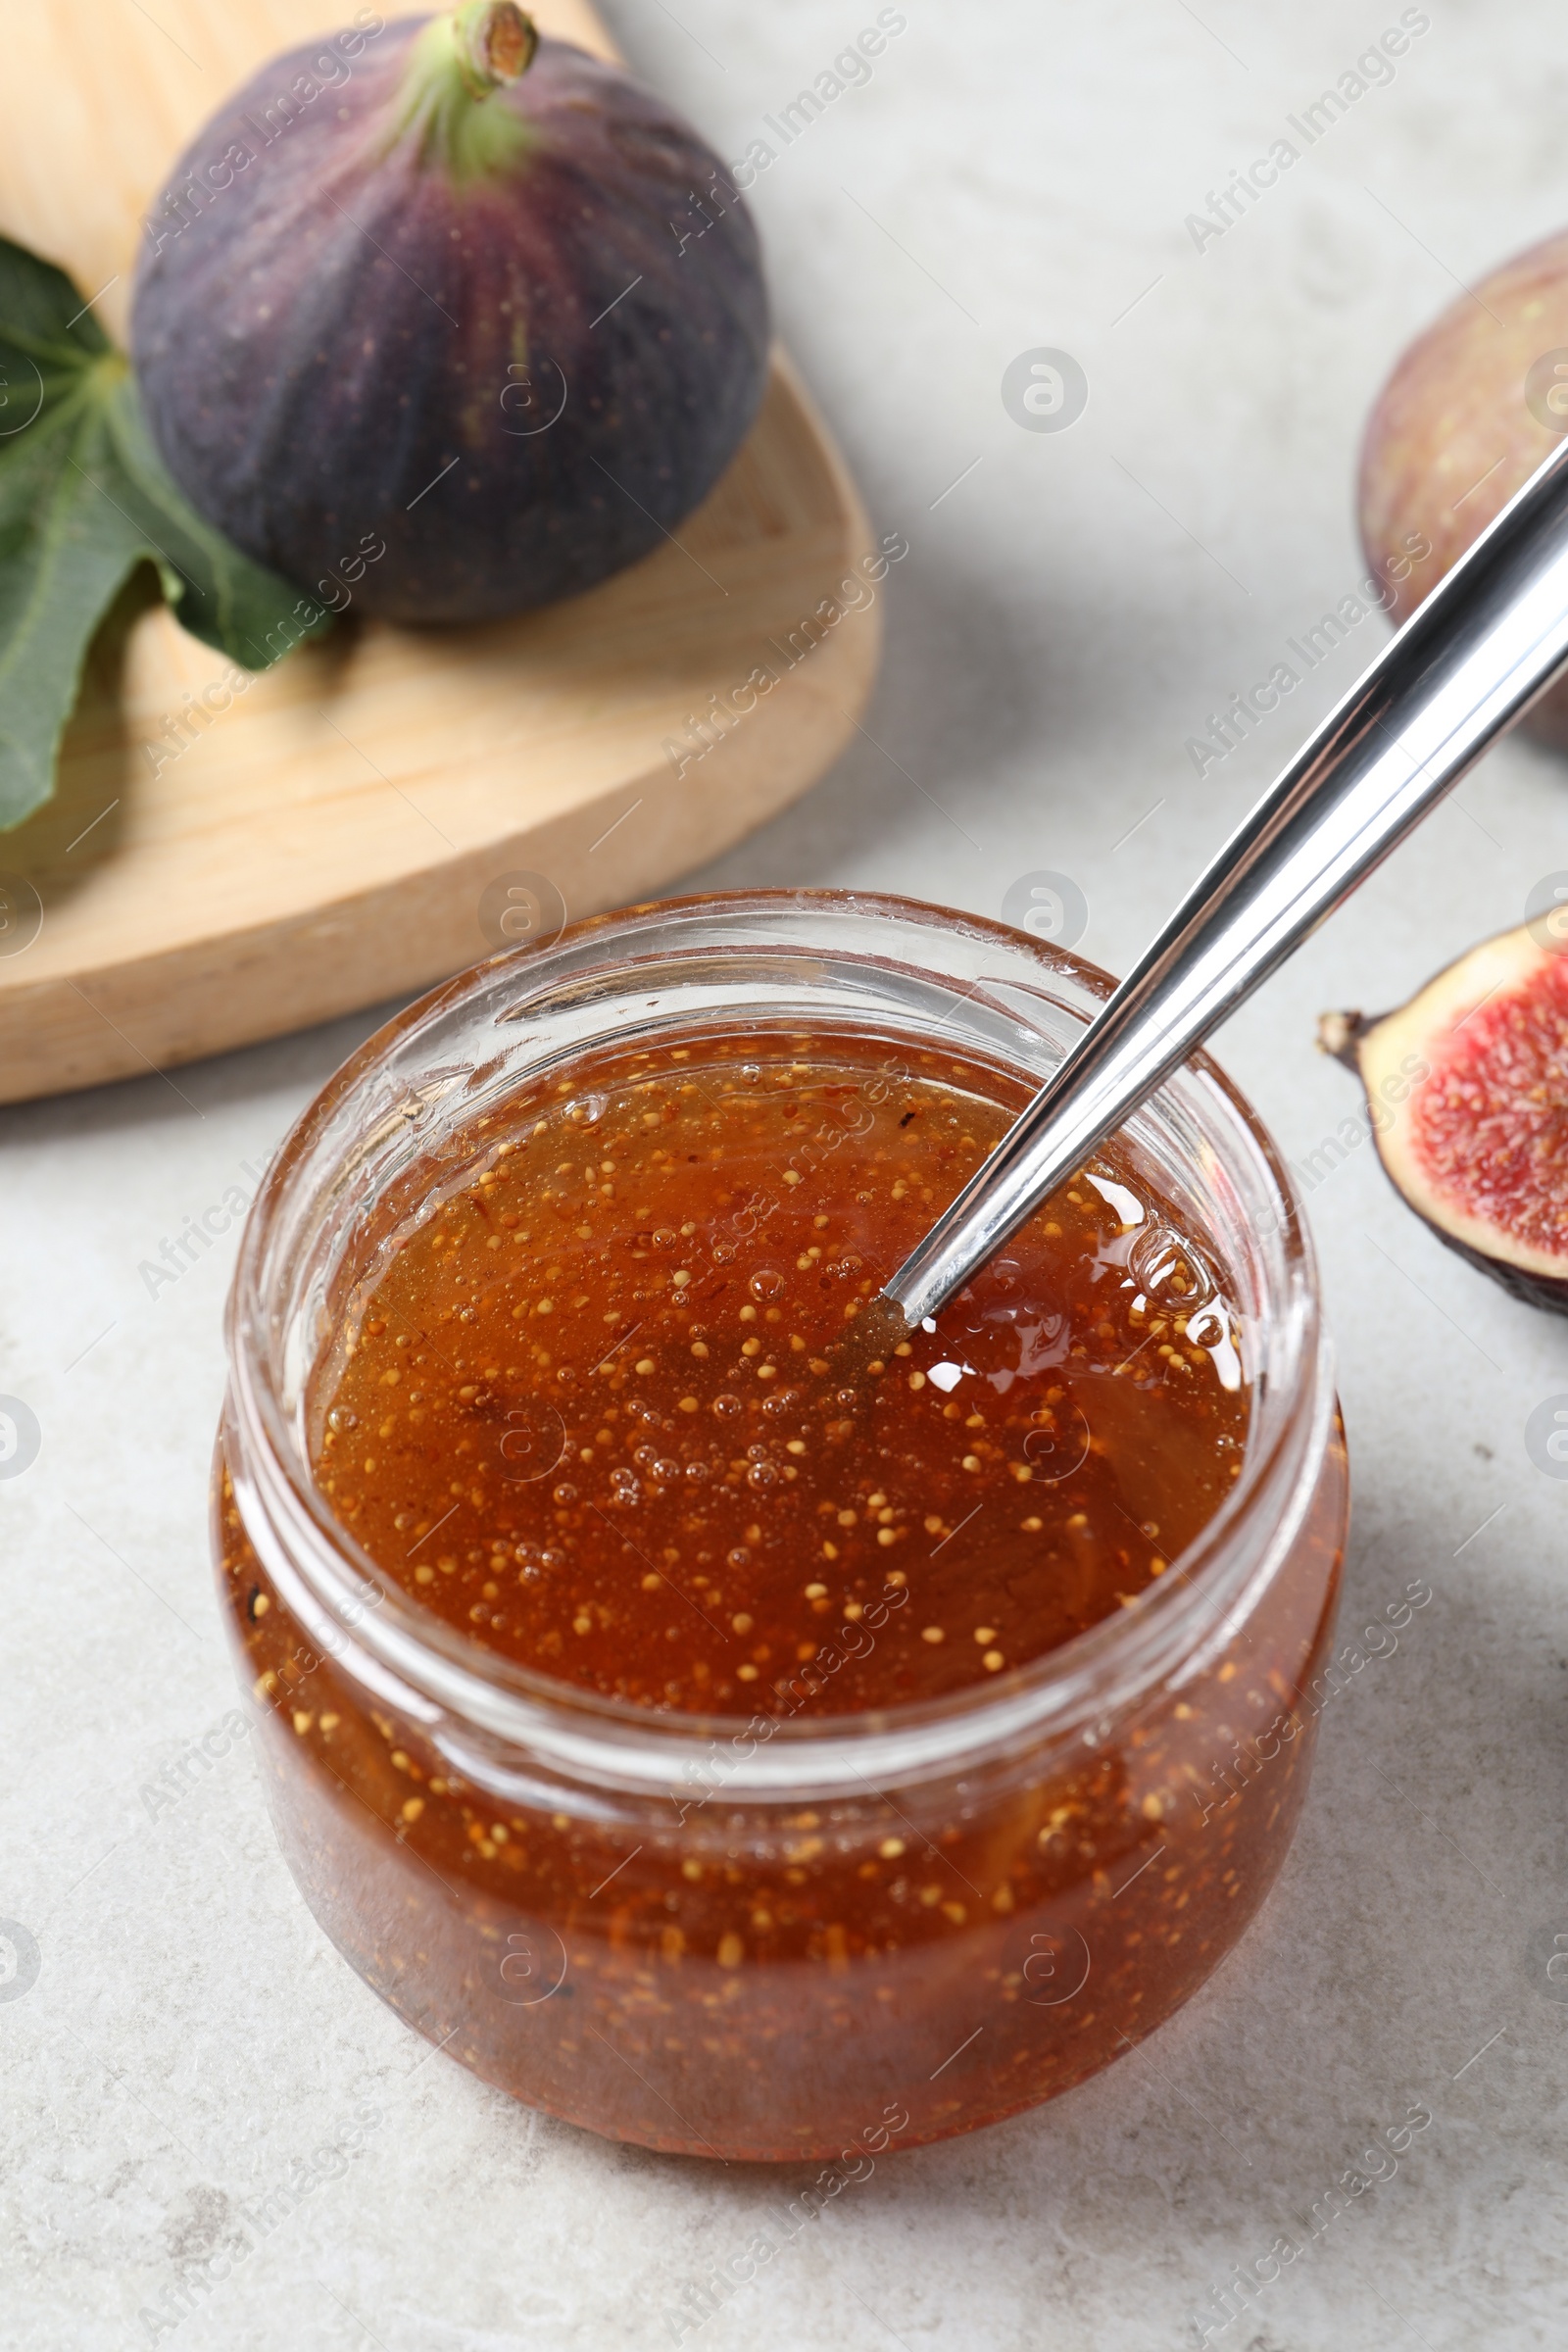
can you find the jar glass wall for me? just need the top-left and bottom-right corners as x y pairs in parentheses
(215, 893), (1348, 2161)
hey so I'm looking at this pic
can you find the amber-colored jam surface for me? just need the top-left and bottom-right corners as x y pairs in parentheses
(311, 1033), (1249, 1711)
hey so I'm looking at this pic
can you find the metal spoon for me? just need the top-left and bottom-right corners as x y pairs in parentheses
(873, 426), (1568, 1339)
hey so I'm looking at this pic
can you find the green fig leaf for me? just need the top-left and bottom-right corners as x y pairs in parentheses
(0, 233), (330, 830)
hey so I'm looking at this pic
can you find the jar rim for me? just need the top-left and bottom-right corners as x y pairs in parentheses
(224, 889), (1329, 1800)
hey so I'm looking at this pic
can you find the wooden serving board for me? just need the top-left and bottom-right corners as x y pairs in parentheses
(0, 1), (881, 1105)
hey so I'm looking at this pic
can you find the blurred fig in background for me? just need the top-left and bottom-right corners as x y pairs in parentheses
(1357, 226), (1568, 746)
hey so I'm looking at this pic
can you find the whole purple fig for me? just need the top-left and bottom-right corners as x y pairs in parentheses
(131, 3), (769, 624)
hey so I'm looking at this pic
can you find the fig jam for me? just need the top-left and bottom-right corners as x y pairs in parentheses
(218, 984), (1344, 2162)
(310, 1034), (1249, 1710)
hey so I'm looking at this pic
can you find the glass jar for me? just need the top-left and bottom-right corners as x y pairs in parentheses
(215, 892), (1347, 2161)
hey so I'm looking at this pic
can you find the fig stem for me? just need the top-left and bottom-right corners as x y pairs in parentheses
(451, 1), (539, 96)
(1316, 1009), (1371, 1069)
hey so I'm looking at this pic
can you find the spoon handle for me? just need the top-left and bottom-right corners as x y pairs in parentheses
(886, 429), (1568, 1327)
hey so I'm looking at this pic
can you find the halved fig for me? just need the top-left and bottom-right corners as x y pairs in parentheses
(1320, 921), (1568, 1311)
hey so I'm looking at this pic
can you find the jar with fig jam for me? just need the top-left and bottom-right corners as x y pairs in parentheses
(217, 892), (1347, 2161)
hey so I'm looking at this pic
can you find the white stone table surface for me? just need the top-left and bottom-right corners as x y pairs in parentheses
(4, 2), (1567, 2345)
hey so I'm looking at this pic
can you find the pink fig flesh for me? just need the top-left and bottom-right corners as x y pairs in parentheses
(1324, 922), (1568, 1311)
